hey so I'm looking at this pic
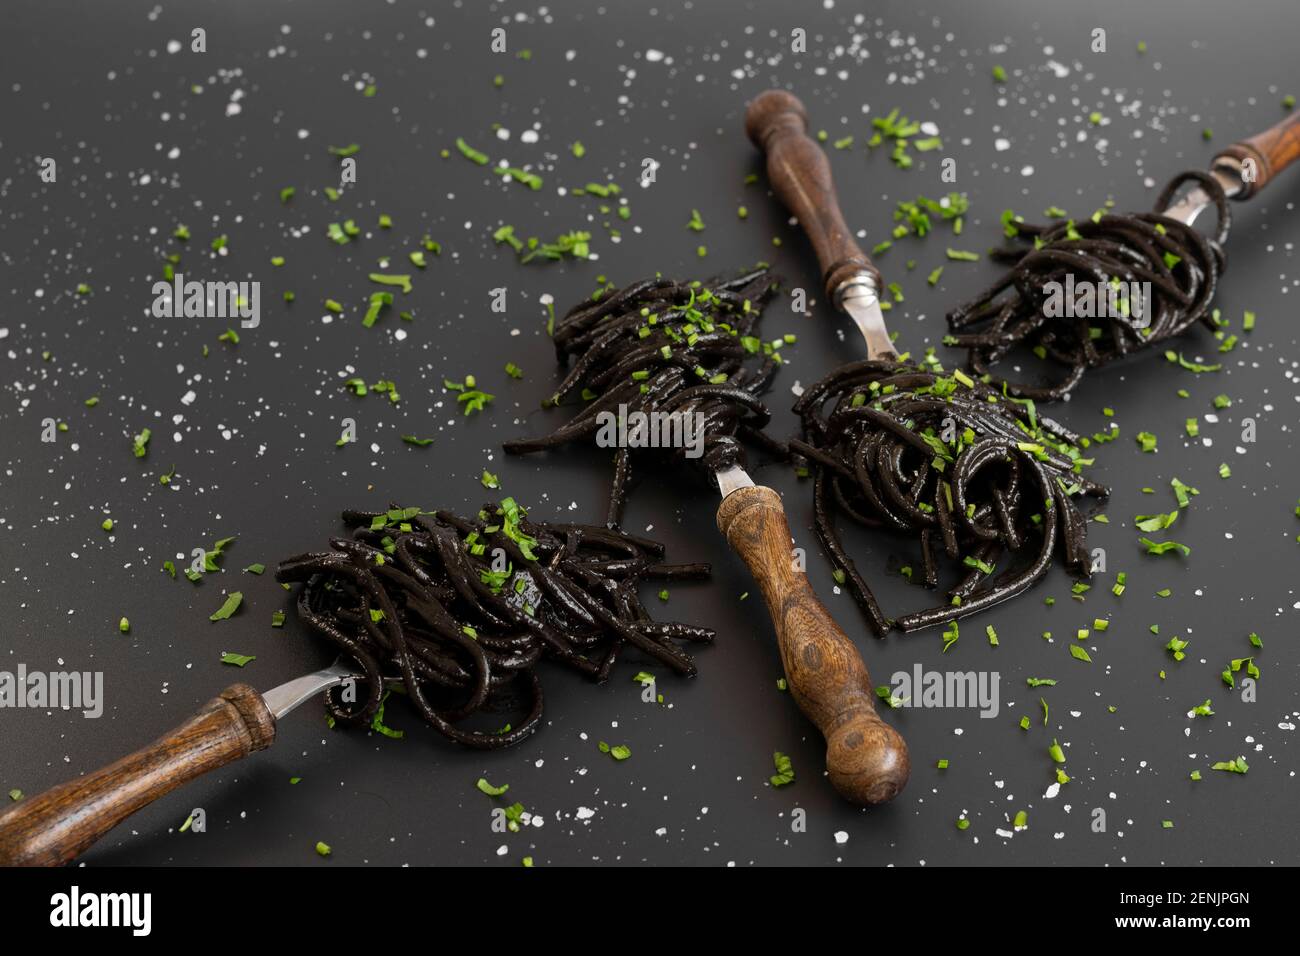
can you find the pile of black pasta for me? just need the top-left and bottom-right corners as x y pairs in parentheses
(504, 267), (786, 525)
(791, 360), (1108, 635)
(945, 171), (1231, 399)
(276, 501), (712, 749)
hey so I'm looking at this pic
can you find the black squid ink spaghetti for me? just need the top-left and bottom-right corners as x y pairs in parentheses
(503, 268), (787, 526)
(791, 360), (1108, 635)
(945, 170), (1231, 400)
(276, 501), (712, 749)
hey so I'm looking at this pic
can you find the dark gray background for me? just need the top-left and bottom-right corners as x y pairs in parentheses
(2, 0), (1297, 866)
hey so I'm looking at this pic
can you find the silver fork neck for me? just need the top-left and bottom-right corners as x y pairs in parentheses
(834, 273), (899, 362)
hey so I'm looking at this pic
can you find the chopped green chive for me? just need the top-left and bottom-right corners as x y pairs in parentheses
(455, 137), (489, 165)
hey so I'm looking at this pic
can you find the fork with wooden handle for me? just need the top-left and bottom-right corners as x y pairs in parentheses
(1163, 108), (1300, 222)
(0, 660), (386, 866)
(714, 467), (908, 805)
(745, 89), (897, 361)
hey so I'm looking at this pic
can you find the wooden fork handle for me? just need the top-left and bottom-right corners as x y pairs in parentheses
(745, 88), (881, 302)
(0, 683), (275, 866)
(1214, 110), (1300, 200)
(718, 485), (909, 805)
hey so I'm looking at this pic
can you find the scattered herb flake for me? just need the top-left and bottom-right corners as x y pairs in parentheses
(132, 428), (152, 459)
(455, 137), (489, 165)
(209, 592), (244, 622)
(1211, 757), (1249, 775)
(770, 751), (795, 787)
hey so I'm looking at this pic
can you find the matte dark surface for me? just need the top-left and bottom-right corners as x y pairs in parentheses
(1, 0), (1297, 866)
